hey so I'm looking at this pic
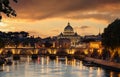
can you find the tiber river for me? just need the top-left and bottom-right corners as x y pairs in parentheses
(0, 56), (119, 77)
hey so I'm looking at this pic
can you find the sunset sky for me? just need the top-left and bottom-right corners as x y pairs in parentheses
(0, 0), (120, 38)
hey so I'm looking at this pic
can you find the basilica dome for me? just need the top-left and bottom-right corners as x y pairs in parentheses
(57, 22), (81, 47)
(64, 22), (74, 32)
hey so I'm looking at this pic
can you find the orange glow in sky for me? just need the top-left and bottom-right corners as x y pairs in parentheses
(0, 0), (120, 38)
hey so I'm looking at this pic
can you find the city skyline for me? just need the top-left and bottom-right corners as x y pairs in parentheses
(0, 0), (120, 38)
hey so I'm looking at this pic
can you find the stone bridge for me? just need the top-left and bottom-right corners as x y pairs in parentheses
(0, 47), (85, 55)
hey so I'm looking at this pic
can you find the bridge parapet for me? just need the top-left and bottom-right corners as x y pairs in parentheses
(0, 47), (85, 55)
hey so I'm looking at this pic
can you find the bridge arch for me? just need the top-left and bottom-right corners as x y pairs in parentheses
(19, 49), (33, 55)
(1, 49), (13, 55)
(38, 49), (49, 55)
(57, 49), (67, 56)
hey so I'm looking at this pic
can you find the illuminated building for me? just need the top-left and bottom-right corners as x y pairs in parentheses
(57, 22), (81, 47)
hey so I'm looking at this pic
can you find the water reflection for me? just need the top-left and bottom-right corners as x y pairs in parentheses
(0, 56), (119, 77)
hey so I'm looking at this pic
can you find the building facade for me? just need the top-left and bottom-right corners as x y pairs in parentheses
(57, 22), (81, 47)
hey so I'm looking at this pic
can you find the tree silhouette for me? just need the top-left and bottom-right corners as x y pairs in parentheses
(0, 0), (18, 20)
(44, 41), (53, 48)
(102, 19), (120, 61)
(0, 37), (5, 48)
(102, 19), (120, 50)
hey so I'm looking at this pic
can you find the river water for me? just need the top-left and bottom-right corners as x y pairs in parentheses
(0, 56), (119, 77)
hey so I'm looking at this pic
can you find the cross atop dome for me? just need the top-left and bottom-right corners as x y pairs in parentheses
(68, 22), (70, 26)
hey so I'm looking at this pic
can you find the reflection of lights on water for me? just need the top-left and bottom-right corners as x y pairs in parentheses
(82, 65), (86, 70)
(89, 67), (93, 73)
(46, 56), (49, 65)
(12, 61), (20, 71)
(1, 56), (119, 77)
(89, 67), (93, 77)
(46, 56), (49, 73)
(65, 57), (68, 65)
(55, 56), (68, 66)
(12, 61), (15, 69)
(41, 57), (44, 65)
(27, 56), (30, 63)
(66, 59), (76, 66)
(56, 56), (59, 65)
(80, 61), (83, 70)
(72, 59), (76, 66)
(6, 66), (10, 72)
(54, 60), (57, 65)
(110, 71), (114, 77)
(2, 64), (5, 70)
(37, 57), (40, 64)
(97, 67), (101, 76)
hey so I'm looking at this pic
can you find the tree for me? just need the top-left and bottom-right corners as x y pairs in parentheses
(102, 19), (120, 61)
(0, 37), (5, 48)
(20, 31), (29, 37)
(0, 0), (18, 20)
(102, 19), (120, 50)
(12, 36), (20, 48)
(44, 41), (53, 48)
(101, 49), (110, 60)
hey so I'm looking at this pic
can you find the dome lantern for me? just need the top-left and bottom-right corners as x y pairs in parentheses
(64, 22), (74, 32)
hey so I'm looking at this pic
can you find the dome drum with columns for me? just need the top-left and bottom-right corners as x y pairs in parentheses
(63, 22), (74, 35)
(57, 22), (81, 47)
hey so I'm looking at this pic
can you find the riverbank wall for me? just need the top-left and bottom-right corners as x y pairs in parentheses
(84, 57), (120, 71)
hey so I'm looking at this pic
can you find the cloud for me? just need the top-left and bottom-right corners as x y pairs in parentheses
(3, 0), (119, 38)
(74, 25), (99, 36)
(80, 26), (90, 29)
(51, 29), (60, 33)
(9, 0), (120, 22)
